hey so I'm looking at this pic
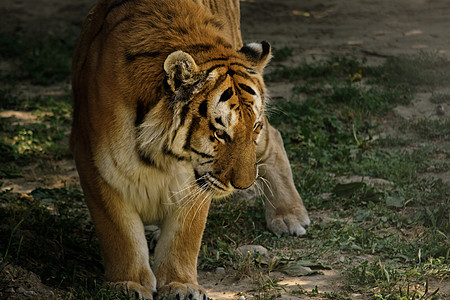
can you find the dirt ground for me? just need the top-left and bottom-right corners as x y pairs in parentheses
(1, 0), (449, 299)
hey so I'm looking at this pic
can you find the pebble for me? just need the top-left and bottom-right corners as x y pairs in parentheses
(16, 287), (37, 297)
(339, 255), (345, 263)
(215, 267), (226, 275)
(236, 245), (269, 257)
(24, 290), (37, 297)
(239, 296), (246, 300)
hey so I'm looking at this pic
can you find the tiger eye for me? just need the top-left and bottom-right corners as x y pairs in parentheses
(214, 130), (225, 140)
(214, 129), (231, 143)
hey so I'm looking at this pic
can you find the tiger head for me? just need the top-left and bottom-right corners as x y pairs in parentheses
(138, 42), (271, 198)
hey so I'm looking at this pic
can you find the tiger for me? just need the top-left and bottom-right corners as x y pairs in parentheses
(70, 0), (309, 299)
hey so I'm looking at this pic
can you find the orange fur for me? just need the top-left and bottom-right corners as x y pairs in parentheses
(71, 0), (271, 298)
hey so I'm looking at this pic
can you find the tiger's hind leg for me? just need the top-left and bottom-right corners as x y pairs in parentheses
(256, 118), (311, 236)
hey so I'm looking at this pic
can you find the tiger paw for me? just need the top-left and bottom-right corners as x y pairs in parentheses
(156, 282), (208, 300)
(110, 281), (156, 299)
(266, 208), (310, 237)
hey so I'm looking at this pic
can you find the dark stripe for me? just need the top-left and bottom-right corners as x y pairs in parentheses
(205, 73), (227, 100)
(234, 70), (254, 81)
(163, 146), (188, 162)
(135, 99), (150, 127)
(219, 87), (233, 102)
(191, 148), (214, 158)
(179, 101), (191, 126)
(215, 118), (224, 127)
(230, 62), (252, 70)
(199, 100), (208, 117)
(230, 104), (236, 109)
(238, 83), (256, 95)
(194, 169), (207, 188)
(200, 159), (214, 165)
(184, 116), (200, 150)
(204, 64), (226, 76)
(209, 122), (217, 132)
(226, 69), (236, 77)
(242, 102), (254, 110)
(125, 51), (161, 62)
(137, 149), (160, 168)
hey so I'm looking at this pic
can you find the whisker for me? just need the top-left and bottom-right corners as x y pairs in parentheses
(188, 189), (211, 231)
(166, 182), (199, 204)
(259, 176), (276, 209)
(179, 186), (202, 228)
(183, 184), (208, 229)
(253, 180), (265, 198)
(166, 174), (208, 205)
(259, 176), (274, 196)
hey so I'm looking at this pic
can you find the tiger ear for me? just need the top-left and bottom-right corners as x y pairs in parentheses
(164, 50), (199, 92)
(239, 41), (272, 72)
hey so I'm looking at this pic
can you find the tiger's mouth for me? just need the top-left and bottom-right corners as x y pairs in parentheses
(194, 171), (232, 195)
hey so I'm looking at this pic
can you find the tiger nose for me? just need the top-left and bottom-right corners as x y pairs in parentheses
(230, 179), (253, 190)
(230, 165), (257, 190)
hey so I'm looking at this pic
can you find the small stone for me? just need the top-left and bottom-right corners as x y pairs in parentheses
(23, 290), (37, 296)
(239, 296), (246, 300)
(17, 287), (27, 294)
(236, 245), (269, 257)
(215, 267), (226, 275)
(339, 255), (345, 263)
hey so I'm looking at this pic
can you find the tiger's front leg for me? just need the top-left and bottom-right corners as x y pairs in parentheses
(256, 118), (311, 236)
(76, 167), (157, 299)
(153, 195), (211, 300)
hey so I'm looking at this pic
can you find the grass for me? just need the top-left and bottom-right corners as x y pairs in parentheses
(0, 30), (449, 299)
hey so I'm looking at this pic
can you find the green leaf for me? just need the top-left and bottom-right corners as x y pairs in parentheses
(385, 196), (404, 208)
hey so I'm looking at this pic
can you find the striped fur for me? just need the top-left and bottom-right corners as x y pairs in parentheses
(70, 0), (270, 298)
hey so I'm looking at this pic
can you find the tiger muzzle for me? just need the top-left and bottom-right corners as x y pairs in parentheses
(229, 146), (257, 190)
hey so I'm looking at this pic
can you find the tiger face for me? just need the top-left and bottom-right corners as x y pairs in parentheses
(137, 42), (271, 198)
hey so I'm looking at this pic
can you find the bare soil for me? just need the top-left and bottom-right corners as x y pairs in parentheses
(1, 0), (449, 299)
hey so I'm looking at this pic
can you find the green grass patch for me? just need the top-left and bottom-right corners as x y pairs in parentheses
(0, 92), (72, 175)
